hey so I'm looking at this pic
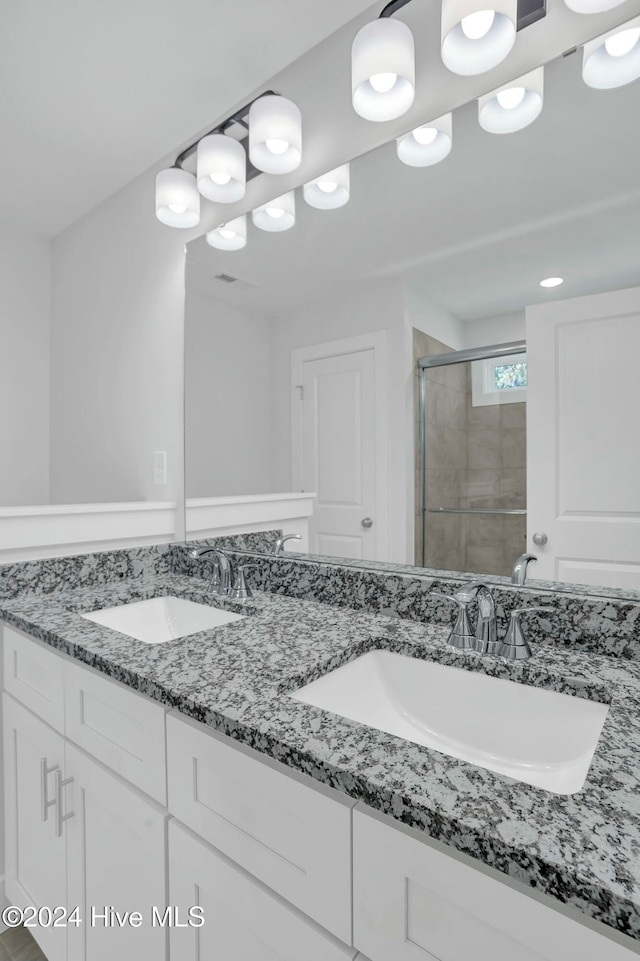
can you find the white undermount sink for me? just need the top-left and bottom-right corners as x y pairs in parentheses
(292, 650), (609, 794)
(82, 596), (244, 644)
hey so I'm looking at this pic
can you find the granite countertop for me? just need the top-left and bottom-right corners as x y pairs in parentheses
(2, 573), (640, 942)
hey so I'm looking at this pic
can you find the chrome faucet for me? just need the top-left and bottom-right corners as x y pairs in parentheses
(511, 553), (537, 585)
(435, 581), (554, 661)
(189, 547), (235, 595)
(474, 585), (498, 655)
(273, 533), (301, 556)
(435, 581), (498, 655)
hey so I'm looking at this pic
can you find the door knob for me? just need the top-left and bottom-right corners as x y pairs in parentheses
(532, 532), (548, 546)
(361, 517), (373, 529)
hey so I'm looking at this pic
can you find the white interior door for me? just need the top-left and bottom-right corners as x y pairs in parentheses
(526, 286), (640, 588)
(291, 334), (388, 561)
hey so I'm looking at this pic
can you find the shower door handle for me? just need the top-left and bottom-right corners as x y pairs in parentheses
(361, 517), (373, 529)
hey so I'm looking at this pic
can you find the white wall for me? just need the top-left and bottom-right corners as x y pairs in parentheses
(0, 227), (50, 506)
(50, 167), (187, 514)
(405, 285), (465, 352)
(462, 311), (526, 349)
(184, 283), (274, 497)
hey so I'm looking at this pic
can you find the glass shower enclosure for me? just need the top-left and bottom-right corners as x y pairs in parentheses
(417, 340), (527, 577)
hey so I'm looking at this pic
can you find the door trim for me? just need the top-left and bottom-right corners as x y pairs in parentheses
(290, 331), (389, 561)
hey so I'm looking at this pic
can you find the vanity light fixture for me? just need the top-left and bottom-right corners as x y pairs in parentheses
(197, 134), (246, 203)
(249, 95), (302, 174)
(155, 90), (277, 228)
(441, 0), (517, 75)
(206, 215), (247, 251)
(155, 167), (200, 228)
(539, 276), (564, 288)
(252, 191), (296, 232)
(478, 67), (544, 133)
(304, 164), (351, 209)
(582, 18), (640, 89)
(397, 112), (453, 166)
(352, 0), (416, 122)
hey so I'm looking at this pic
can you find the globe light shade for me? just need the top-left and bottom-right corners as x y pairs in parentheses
(252, 191), (296, 232)
(441, 0), (517, 75)
(155, 168), (200, 228)
(206, 215), (247, 251)
(478, 67), (544, 134)
(564, 0), (626, 13)
(352, 18), (415, 122)
(397, 113), (453, 166)
(197, 134), (246, 203)
(249, 96), (302, 174)
(582, 19), (640, 89)
(303, 164), (351, 209)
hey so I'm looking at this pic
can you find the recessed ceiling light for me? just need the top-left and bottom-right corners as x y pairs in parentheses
(539, 276), (564, 288)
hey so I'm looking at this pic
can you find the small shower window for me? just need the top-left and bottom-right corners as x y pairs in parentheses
(472, 351), (527, 406)
(494, 361), (527, 390)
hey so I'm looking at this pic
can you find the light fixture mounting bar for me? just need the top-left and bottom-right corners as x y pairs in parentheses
(379, 0), (414, 17)
(173, 90), (277, 173)
(517, 0), (546, 31)
(377, 0), (545, 29)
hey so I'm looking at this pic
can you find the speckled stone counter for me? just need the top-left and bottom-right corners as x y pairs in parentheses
(2, 570), (640, 945)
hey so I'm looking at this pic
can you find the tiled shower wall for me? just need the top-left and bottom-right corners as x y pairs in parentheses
(413, 330), (527, 576)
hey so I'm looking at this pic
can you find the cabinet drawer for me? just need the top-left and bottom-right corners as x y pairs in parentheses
(64, 660), (167, 804)
(167, 712), (354, 944)
(3, 626), (65, 731)
(353, 807), (638, 961)
(169, 820), (356, 961)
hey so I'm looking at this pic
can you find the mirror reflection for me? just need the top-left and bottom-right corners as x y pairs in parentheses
(184, 49), (640, 593)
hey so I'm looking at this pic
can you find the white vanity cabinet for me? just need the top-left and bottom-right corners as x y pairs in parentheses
(3, 623), (640, 961)
(2, 626), (169, 961)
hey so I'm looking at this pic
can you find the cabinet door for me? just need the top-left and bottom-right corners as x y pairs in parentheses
(3, 694), (67, 961)
(353, 808), (638, 961)
(169, 820), (356, 961)
(65, 744), (168, 961)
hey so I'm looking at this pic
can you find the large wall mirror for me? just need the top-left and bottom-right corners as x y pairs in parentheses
(184, 41), (640, 596)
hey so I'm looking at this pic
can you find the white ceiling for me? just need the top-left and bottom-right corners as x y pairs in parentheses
(0, 0), (377, 236)
(187, 37), (640, 322)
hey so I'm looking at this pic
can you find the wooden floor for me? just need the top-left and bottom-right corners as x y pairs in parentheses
(0, 927), (47, 961)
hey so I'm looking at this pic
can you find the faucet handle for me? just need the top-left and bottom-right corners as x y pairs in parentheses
(431, 593), (476, 652)
(497, 607), (555, 660)
(229, 564), (256, 601)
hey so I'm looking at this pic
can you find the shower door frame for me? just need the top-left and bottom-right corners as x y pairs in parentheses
(417, 340), (527, 568)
